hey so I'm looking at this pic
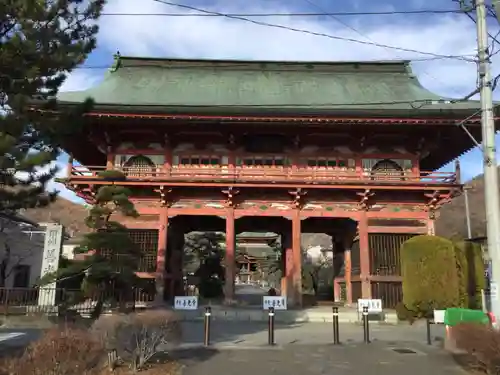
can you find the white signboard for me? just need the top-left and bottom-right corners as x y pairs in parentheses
(433, 310), (445, 324)
(357, 299), (383, 313)
(263, 296), (287, 310)
(38, 224), (63, 307)
(174, 296), (198, 310)
(491, 282), (498, 301)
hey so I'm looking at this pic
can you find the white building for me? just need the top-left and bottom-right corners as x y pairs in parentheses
(0, 214), (67, 289)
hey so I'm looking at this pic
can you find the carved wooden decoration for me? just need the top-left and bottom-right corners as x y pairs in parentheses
(157, 186), (173, 207)
(222, 186), (240, 207)
(288, 188), (307, 209)
(424, 190), (441, 212)
(357, 189), (374, 210)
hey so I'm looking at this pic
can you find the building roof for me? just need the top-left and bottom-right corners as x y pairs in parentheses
(57, 55), (481, 115)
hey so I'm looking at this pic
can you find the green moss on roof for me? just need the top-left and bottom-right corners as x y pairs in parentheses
(58, 56), (481, 113)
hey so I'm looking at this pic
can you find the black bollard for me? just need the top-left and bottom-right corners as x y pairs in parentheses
(332, 306), (340, 345)
(204, 306), (211, 346)
(268, 307), (275, 346)
(426, 318), (432, 345)
(362, 306), (370, 343)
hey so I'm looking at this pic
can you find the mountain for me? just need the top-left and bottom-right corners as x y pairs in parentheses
(21, 198), (90, 236)
(435, 171), (490, 239)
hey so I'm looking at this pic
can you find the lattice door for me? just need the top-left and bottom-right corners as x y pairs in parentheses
(124, 155), (155, 177)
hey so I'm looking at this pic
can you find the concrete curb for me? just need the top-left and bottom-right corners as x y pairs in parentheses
(176, 310), (399, 325)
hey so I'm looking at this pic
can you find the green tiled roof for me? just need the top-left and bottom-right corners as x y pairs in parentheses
(58, 56), (481, 114)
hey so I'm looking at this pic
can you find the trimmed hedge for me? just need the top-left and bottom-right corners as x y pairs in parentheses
(401, 235), (461, 316)
(454, 241), (486, 309)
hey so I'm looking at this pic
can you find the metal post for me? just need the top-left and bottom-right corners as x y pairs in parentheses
(426, 318), (432, 345)
(464, 187), (472, 239)
(332, 306), (340, 345)
(268, 307), (275, 345)
(362, 306), (370, 343)
(204, 306), (211, 346)
(475, 0), (500, 324)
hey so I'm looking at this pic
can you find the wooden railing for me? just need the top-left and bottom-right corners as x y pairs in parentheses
(70, 165), (457, 185)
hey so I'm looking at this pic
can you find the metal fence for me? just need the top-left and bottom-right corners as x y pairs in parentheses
(0, 287), (155, 316)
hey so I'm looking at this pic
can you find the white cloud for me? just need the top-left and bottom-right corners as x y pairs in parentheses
(60, 69), (102, 92)
(93, 0), (491, 98)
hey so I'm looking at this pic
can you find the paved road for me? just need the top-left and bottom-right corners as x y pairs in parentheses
(0, 321), (445, 355)
(0, 322), (454, 375)
(175, 342), (462, 375)
(235, 284), (267, 306)
(179, 321), (445, 347)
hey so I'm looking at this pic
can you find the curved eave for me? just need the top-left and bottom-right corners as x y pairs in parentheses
(46, 100), (491, 124)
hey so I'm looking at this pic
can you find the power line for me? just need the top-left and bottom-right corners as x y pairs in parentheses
(461, 10), (500, 51)
(99, 9), (465, 17)
(297, 0), (467, 98)
(150, 0), (477, 62)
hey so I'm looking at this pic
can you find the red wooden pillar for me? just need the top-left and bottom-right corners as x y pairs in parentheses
(155, 209), (168, 304)
(358, 212), (371, 299)
(344, 248), (353, 304)
(280, 232), (293, 298)
(292, 210), (302, 306)
(224, 208), (236, 301)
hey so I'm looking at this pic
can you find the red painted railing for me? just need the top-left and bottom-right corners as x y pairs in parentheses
(70, 165), (457, 185)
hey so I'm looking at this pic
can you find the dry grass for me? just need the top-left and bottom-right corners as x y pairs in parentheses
(453, 322), (500, 374)
(91, 310), (182, 371)
(0, 327), (104, 375)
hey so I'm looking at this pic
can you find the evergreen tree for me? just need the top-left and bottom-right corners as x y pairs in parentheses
(184, 232), (225, 298)
(0, 0), (105, 215)
(42, 183), (142, 315)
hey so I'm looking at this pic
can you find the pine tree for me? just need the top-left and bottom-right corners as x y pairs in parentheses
(43, 182), (142, 315)
(0, 1), (105, 215)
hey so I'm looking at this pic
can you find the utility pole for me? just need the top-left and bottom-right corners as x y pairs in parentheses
(474, 0), (500, 320)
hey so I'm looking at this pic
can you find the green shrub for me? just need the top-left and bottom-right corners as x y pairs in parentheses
(454, 241), (486, 309)
(395, 302), (418, 323)
(401, 235), (461, 317)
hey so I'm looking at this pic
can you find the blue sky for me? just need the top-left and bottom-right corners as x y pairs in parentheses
(52, 0), (500, 203)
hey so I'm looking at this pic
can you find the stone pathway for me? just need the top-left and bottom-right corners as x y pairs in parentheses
(175, 342), (463, 375)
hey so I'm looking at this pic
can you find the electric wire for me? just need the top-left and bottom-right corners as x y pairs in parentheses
(150, 0), (477, 62)
(296, 0), (467, 99)
(99, 9), (467, 17)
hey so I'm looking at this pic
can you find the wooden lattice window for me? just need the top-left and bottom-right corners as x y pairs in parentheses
(237, 156), (287, 167)
(128, 229), (159, 273)
(124, 155), (155, 177)
(303, 158), (354, 169)
(371, 159), (404, 180)
(178, 155), (221, 166)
